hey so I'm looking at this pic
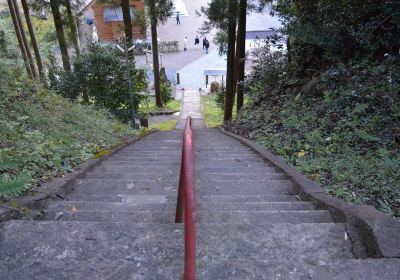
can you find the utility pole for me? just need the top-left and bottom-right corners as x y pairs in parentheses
(118, 37), (138, 129)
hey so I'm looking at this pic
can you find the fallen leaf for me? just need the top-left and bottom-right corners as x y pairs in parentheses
(54, 212), (64, 220)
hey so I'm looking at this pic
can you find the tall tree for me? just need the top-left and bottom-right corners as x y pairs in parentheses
(50, 0), (71, 72)
(20, 0), (44, 77)
(13, 0), (37, 78)
(64, 0), (80, 55)
(121, 0), (133, 47)
(223, 0), (237, 122)
(145, 0), (174, 107)
(235, 0), (246, 112)
(7, 0), (32, 78)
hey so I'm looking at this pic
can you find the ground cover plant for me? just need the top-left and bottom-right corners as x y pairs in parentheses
(0, 58), (137, 200)
(229, 0), (400, 217)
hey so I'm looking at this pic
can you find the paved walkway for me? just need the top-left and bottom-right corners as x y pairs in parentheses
(176, 90), (205, 129)
(178, 48), (226, 90)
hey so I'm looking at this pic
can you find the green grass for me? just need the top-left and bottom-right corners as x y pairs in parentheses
(201, 94), (246, 127)
(201, 95), (224, 127)
(139, 98), (181, 114)
(0, 63), (137, 200)
(149, 119), (177, 131)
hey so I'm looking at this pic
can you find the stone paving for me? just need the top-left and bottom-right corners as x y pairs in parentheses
(135, 0), (226, 93)
(176, 89), (205, 129)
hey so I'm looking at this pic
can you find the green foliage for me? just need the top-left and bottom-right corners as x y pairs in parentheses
(0, 57), (137, 200)
(149, 119), (177, 131)
(0, 172), (30, 200)
(48, 43), (148, 121)
(215, 83), (226, 109)
(139, 97), (180, 113)
(231, 44), (400, 217)
(160, 82), (173, 105)
(262, 0), (400, 69)
(202, 95), (224, 127)
(29, 17), (58, 58)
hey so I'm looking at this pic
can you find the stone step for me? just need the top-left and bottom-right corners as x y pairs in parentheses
(308, 258), (400, 280)
(113, 151), (258, 157)
(84, 172), (179, 180)
(71, 179), (294, 195)
(197, 166), (275, 172)
(197, 173), (286, 180)
(92, 165), (276, 173)
(1, 221), (355, 280)
(107, 155), (180, 161)
(42, 210), (332, 224)
(104, 158), (180, 164)
(92, 166), (180, 173)
(109, 154), (181, 159)
(114, 151), (181, 156)
(98, 161), (179, 167)
(83, 172), (285, 180)
(98, 161), (270, 168)
(65, 194), (300, 203)
(47, 201), (315, 212)
(121, 146), (181, 151)
(198, 258), (400, 280)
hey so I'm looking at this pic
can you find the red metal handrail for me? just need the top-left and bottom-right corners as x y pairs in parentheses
(175, 116), (196, 280)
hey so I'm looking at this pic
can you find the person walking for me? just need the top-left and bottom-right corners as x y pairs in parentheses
(205, 39), (210, 54)
(202, 37), (207, 50)
(176, 11), (180, 25)
(184, 36), (188, 51)
(194, 36), (200, 46)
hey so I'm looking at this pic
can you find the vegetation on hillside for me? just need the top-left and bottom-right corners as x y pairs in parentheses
(0, 58), (137, 200)
(229, 1), (400, 217)
(1, 11), (141, 200)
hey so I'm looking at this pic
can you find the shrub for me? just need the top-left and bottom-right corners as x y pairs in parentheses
(215, 83), (225, 109)
(48, 43), (148, 121)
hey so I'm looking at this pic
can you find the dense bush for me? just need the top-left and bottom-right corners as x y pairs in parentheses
(48, 43), (148, 121)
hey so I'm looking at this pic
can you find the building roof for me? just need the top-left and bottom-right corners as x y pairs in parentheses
(74, 0), (95, 15)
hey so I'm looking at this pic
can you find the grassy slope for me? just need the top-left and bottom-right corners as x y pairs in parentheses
(231, 59), (400, 218)
(0, 70), (137, 200)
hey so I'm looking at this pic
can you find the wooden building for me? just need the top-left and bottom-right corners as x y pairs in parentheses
(79, 0), (146, 42)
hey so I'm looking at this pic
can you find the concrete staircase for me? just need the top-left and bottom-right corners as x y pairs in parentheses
(1, 129), (399, 279)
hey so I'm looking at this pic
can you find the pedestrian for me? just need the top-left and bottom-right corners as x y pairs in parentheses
(205, 39), (210, 54)
(184, 36), (188, 51)
(194, 36), (200, 46)
(176, 11), (180, 25)
(202, 37), (207, 50)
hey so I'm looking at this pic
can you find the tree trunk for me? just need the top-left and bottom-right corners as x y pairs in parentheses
(20, 0), (44, 77)
(7, 0), (32, 78)
(121, 0), (133, 47)
(235, 0), (246, 112)
(65, 0), (80, 55)
(50, 0), (71, 72)
(149, 0), (163, 107)
(12, 0), (37, 78)
(223, 0), (237, 122)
